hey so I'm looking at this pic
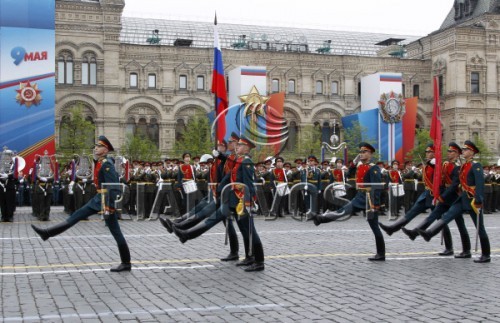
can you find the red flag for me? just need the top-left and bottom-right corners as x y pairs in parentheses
(430, 76), (442, 201)
(211, 14), (227, 143)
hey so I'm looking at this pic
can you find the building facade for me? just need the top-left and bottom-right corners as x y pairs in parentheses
(55, 0), (500, 158)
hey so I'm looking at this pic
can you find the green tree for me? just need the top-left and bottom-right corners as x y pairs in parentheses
(121, 134), (161, 161)
(58, 105), (95, 162)
(342, 121), (378, 161)
(407, 128), (432, 164)
(173, 115), (213, 157)
(284, 124), (322, 160)
(472, 135), (494, 165)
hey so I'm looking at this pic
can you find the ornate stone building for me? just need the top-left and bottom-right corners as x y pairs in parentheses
(55, 0), (500, 158)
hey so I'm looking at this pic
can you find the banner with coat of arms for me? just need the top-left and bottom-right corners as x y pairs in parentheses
(0, 0), (55, 165)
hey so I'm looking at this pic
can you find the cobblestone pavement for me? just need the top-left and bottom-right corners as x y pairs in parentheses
(1, 206), (500, 322)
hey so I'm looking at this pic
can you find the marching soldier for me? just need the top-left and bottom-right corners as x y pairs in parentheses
(32, 135), (132, 272)
(311, 142), (385, 261)
(419, 140), (491, 263)
(379, 144), (437, 238)
(301, 155), (321, 214)
(382, 142), (470, 257)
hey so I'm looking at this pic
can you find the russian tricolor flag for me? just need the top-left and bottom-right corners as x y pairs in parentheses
(211, 14), (227, 143)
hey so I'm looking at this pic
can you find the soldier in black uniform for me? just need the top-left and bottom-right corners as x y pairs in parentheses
(1, 166), (19, 222)
(402, 161), (416, 212)
(32, 136), (132, 272)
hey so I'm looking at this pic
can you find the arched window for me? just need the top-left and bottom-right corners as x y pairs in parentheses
(82, 53), (97, 85)
(148, 118), (159, 147)
(125, 117), (135, 137)
(286, 121), (298, 150)
(148, 73), (156, 89)
(288, 79), (295, 94)
(413, 84), (420, 97)
(331, 81), (339, 95)
(57, 52), (73, 84)
(197, 75), (205, 90)
(316, 81), (323, 94)
(136, 118), (148, 138)
(175, 119), (186, 141)
(179, 75), (187, 90)
(129, 73), (138, 88)
(272, 79), (279, 93)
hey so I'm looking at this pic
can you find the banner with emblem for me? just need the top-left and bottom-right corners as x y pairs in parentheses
(0, 0), (55, 164)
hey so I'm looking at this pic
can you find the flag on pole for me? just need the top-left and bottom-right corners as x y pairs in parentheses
(430, 76), (442, 201)
(211, 14), (227, 143)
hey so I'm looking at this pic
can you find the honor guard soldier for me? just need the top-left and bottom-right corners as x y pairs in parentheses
(382, 143), (470, 257)
(379, 144), (437, 238)
(311, 142), (385, 261)
(402, 160), (417, 212)
(177, 153), (196, 214)
(388, 160), (404, 218)
(32, 135), (132, 272)
(419, 140), (491, 263)
(269, 156), (287, 217)
(141, 161), (158, 218)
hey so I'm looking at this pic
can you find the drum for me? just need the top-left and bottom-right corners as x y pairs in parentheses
(182, 180), (198, 194)
(391, 184), (405, 197)
(276, 182), (290, 196)
(333, 184), (347, 197)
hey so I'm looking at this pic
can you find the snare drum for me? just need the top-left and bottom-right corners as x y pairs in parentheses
(276, 182), (290, 196)
(391, 184), (405, 197)
(182, 180), (198, 194)
(333, 184), (347, 197)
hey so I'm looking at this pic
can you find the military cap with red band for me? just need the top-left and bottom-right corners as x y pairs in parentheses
(96, 135), (114, 151)
(462, 140), (479, 154)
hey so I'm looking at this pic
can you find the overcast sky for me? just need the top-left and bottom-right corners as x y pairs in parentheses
(123, 0), (455, 36)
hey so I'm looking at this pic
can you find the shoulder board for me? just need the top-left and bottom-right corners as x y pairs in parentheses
(472, 161), (478, 164)
(101, 158), (108, 163)
(369, 163), (375, 167)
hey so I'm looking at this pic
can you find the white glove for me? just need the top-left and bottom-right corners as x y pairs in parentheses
(212, 149), (220, 157)
(353, 154), (361, 165)
(430, 158), (436, 165)
(0, 173), (8, 179)
(412, 166), (416, 171)
(39, 177), (47, 182)
(82, 178), (87, 183)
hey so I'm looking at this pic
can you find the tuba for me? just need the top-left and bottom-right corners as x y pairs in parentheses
(35, 150), (55, 181)
(75, 153), (94, 180)
(0, 146), (26, 177)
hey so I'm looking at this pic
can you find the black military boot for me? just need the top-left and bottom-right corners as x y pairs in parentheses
(418, 220), (446, 242)
(172, 221), (211, 244)
(369, 234), (385, 261)
(379, 217), (410, 236)
(402, 219), (431, 241)
(244, 242), (265, 272)
(111, 244), (132, 272)
(311, 210), (346, 226)
(159, 217), (173, 233)
(438, 225), (454, 256)
(31, 221), (73, 241)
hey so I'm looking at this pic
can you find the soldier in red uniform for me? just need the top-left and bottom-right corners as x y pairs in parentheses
(419, 140), (491, 263)
(269, 156), (288, 217)
(388, 160), (404, 218)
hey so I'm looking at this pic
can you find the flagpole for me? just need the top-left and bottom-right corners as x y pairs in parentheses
(213, 12), (218, 151)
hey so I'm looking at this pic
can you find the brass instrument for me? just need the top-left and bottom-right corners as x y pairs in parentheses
(35, 150), (55, 180)
(0, 146), (26, 176)
(75, 152), (93, 180)
(236, 197), (245, 216)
